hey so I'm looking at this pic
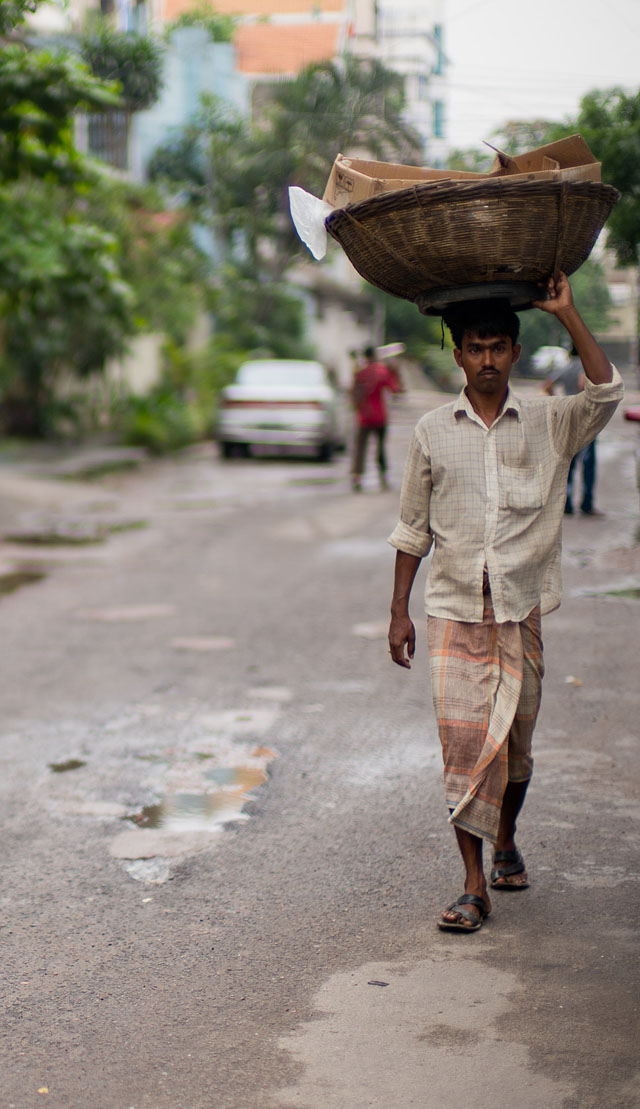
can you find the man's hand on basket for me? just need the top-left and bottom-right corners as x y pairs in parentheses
(532, 271), (574, 315)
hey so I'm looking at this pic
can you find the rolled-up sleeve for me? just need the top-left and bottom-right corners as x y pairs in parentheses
(551, 364), (624, 459)
(387, 426), (433, 558)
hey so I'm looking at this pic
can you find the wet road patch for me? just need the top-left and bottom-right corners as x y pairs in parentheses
(171, 636), (236, 651)
(0, 569), (46, 597)
(78, 603), (176, 622)
(108, 742), (277, 875)
(288, 476), (339, 487)
(48, 758), (87, 773)
(352, 620), (388, 639)
(5, 519), (147, 546)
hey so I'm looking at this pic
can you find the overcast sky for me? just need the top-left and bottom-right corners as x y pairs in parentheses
(446, 0), (640, 151)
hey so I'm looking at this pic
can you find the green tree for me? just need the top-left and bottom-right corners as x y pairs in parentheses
(165, 3), (237, 42)
(373, 289), (442, 361)
(0, 22), (118, 183)
(551, 87), (640, 265)
(267, 55), (423, 197)
(79, 24), (164, 111)
(517, 258), (612, 368)
(0, 1), (200, 437)
(0, 182), (134, 434)
(148, 56), (423, 357)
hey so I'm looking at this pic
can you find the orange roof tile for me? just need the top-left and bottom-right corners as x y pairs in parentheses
(235, 22), (341, 74)
(163, 0), (345, 18)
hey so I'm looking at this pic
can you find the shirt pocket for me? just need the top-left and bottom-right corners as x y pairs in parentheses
(499, 463), (546, 511)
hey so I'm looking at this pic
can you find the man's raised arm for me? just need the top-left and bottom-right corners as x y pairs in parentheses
(532, 272), (612, 385)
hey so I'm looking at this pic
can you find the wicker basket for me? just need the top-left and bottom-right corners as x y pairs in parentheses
(324, 177), (620, 314)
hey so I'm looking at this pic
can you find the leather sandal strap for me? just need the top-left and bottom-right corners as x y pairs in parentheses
(492, 859), (525, 880)
(493, 849), (521, 864)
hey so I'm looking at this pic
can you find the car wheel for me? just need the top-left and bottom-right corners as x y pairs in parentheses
(219, 441), (235, 459)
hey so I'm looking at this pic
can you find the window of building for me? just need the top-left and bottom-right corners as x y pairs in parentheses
(432, 23), (444, 76)
(433, 99), (445, 139)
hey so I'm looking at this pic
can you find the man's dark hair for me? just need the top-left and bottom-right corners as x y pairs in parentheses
(363, 345), (375, 359)
(442, 299), (520, 350)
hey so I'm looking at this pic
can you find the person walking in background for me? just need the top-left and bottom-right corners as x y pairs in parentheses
(351, 346), (402, 492)
(544, 346), (602, 516)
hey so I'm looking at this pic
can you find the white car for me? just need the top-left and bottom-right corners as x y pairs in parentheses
(215, 359), (347, 461)
(530, 345), (570, 376)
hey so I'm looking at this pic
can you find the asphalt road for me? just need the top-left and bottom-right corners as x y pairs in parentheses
(1, 377), (639, 1109)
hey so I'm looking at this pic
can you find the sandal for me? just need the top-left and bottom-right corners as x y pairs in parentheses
(438, 893), (490, 932)
(490, 848), (529, 890)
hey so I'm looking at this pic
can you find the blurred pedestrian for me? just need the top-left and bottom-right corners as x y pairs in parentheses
(350, 345), (402, 492)
(544, 345), (602, 515)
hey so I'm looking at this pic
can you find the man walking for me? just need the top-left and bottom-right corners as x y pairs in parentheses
(387, 274), (623, 932)
(351, 346), (402, 492)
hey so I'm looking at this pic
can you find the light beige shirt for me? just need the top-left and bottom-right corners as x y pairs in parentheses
(388, 368), (624, 623)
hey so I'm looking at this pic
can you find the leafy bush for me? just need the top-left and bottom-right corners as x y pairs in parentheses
(116, 336), (246, 453)
(166, 4), (237, 42)
(80, 25), (164, 111)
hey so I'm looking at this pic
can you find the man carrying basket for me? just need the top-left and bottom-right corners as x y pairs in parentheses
(387, 273), (623, 931)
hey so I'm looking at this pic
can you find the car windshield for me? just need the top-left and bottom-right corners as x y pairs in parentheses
(237, 362), (326, 388)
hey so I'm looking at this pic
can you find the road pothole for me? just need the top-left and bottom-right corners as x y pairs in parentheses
(108, 743), (277, 879)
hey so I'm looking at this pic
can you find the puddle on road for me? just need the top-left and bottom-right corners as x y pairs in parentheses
(49, 758), (87, 773)
(127, 766), (269, 832)
(78, 603), (175, 622)
(166, 497), (220, 511)
(0, 569), (46, 596)
(171, 636), (236, 652)
(583, 585), (640, 601)
(5, 519), (147, 546)
(205, 765), (268, 789)
(58, 458), (142, 481)
(108, 743), (278, 875)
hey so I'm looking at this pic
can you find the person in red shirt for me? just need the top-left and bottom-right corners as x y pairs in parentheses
(351, 346), (402, 492)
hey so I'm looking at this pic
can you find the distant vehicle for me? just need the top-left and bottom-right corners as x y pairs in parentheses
(529, 345), (570, 377)
(215, 359), (348, 461)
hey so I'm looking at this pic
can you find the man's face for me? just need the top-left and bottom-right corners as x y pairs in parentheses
(454, 330), (521, 395)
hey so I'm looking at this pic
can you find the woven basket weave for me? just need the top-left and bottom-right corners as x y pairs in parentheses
(324, 178), (620, 314)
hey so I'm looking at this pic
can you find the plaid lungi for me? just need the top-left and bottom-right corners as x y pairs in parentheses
(427, 588), (544, 843)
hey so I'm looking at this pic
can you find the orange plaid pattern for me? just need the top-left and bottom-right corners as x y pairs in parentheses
(427, 590), (544, 842)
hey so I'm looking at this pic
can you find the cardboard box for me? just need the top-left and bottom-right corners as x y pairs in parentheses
(322, 136), (601, 209)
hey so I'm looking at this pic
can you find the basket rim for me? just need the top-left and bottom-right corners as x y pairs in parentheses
(325, 177), (621, 230)
(323, 177), (621, 310)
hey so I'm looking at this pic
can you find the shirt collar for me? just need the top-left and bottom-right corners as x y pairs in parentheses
(454, 384), (522, 424)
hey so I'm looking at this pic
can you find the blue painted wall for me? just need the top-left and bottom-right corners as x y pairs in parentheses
(131, 27), (250, 179)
